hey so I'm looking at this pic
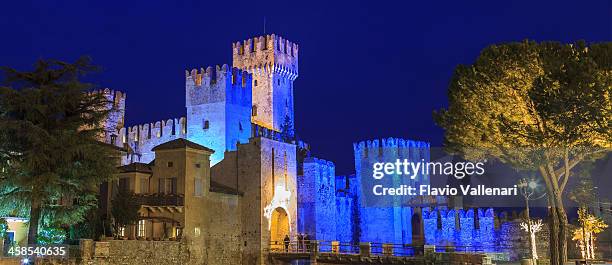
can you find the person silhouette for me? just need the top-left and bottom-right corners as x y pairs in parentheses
(297, 233), (304, 252)
(283, 235), (290, 252)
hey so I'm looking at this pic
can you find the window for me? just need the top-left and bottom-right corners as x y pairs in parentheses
(110, 134), (117, 144)
(138, 220), (146, 237)
(194, 226), (201, 237)
(194, 178), (202, 197)
(203, 120), (210, 129)
(167, 161), (173, 167)
(254, 79), (258, 87)
(239, 122), (243, 131)
(140, 178), (149, 194)
(277, 79), (280, 86)
(252, 105), (257, 116)
(195, 163), (201, 168)
(158, 178), (177, 194)
(119, 226), (126, 237)
(119, 178), (130, 193)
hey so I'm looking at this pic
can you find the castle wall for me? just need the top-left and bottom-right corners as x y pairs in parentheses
(335, 175), (360, 244)
(353, 138), (430, 245)
(297, 157), (336, 247)
(335, 193), (354, 246)
(204, 192), (243, 265)
(119, 117), (186, 164)
(210, 137), (297, 265)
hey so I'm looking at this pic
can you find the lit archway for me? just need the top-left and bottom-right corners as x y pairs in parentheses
(270, 207), (290, 246)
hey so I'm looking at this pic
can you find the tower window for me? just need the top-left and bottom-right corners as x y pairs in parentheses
(252, 106), (258, 116)
(167, 161), (173, 167)
(194, 177), (202, 197)
(239, 122), (243, 131)
(203, 120), (210, 129)
(254, 80), (258, 87)
(277, 79), (280, 86)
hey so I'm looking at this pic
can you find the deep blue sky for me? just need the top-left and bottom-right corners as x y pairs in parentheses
(1, 0), (610, 174)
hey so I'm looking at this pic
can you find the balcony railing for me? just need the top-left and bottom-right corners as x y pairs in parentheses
(132, 193), (184, 206)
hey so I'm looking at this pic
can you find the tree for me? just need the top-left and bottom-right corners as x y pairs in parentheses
(572, 207), (608, 260)
(111, 191), (140, 238)
(280, 115), (295, 142)
(0, 57), (118, 245)
(520, 219), (544, 260)
(434, 41), (611, 265)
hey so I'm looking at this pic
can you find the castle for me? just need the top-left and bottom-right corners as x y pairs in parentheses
(94, 34), (521, 264)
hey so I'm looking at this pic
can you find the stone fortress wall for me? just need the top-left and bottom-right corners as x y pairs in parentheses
(77, 34), (545, 265)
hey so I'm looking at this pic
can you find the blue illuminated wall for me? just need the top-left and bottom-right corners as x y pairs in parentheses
(297, 137), (523, 259)
(297, 157), (337, 247)
(185, 65), (252, 165)
(353, 138), (430, 245)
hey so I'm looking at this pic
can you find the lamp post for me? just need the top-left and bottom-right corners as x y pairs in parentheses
(518, 178), (539, 265)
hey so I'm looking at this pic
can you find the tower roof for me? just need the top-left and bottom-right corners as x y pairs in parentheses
(152, 138), (215, 153)
(118, 162), (152, 174)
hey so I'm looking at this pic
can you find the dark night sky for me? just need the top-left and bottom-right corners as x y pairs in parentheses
(1, 0), (610, 174)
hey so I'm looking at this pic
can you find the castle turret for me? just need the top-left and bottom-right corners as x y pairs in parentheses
(185, 64), (252, 165)
(232, 34), (298, 132)
(91, 88), (126, 146)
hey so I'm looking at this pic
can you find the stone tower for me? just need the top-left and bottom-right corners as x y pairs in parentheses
(94, 88), (126, 146)
(185, 65), (252, 165)
(232, 34), (298, 132)
(353, 138), (431, 245)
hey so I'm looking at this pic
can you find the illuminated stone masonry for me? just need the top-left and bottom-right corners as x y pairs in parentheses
(92, 34), (536, 265)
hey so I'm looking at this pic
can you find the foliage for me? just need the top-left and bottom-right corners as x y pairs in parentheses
(434, 41), (611, 265)
(0, 57), (119, 243)
(280, 115), (295, 142)
(572, 207), (608, 259)
(111, 190), (140, 237)
(568, 163), (596, 206)
(36, 225), (67, 245)
(0, 218), (7, 239)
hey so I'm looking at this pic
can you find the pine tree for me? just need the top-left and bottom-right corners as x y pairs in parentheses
(280, 115), (295, 142)
(0, 57), (118, 244)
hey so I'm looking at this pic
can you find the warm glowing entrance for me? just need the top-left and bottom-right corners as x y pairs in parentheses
(270, 207), (290, 244)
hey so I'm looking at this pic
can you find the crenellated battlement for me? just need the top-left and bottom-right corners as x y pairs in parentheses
(251, 123), (309, 150)
(89, 88), (126, 106)
(303, 157), (335, 168)
(353, 137), (430, 156)
(232, 34), (298, 58)
(124, 117), (186, 142)
(185, 64), (252, 107)
(185, 64), (252, 87)
(233, 34), (299, 78)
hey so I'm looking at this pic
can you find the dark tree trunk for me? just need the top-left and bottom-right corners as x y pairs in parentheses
(549, 206), (560, 265)
(557, 200), (569, 264)
(27, 197), (41, 244)
(27, 196), (42, 264)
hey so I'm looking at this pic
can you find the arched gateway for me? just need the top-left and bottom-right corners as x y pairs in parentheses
(270, 207), (290, 245)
